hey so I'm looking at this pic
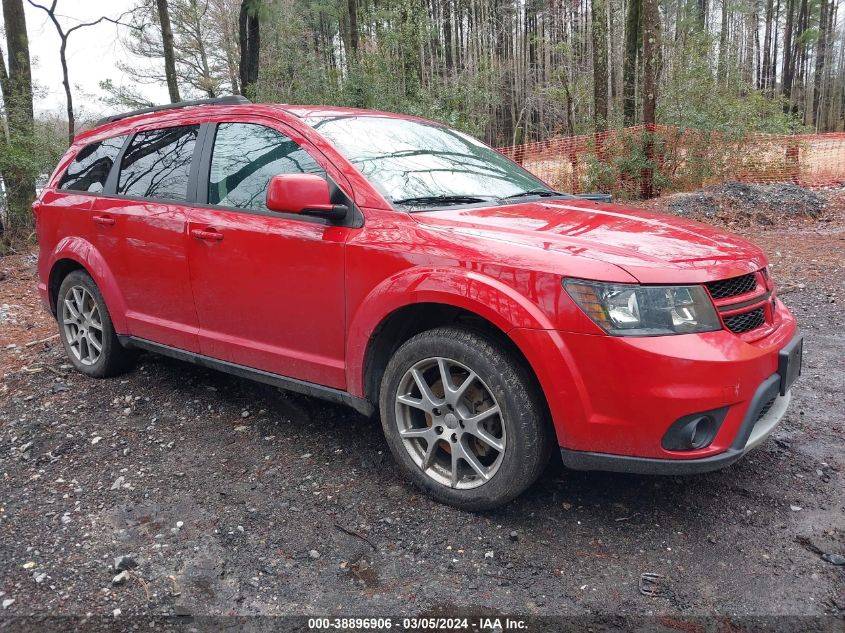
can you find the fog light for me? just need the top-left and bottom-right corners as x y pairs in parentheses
(688, 416), (716, 449)
(662, 408), (727, 451)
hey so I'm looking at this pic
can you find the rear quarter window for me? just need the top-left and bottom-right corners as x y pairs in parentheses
(59, 135), (127, 193)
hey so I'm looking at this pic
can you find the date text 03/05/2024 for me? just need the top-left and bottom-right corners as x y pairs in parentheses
(307, 616), (529, 631)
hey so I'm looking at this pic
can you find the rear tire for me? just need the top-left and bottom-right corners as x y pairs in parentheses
(57, 270), (137, 378)
(379, 326), (550, 511)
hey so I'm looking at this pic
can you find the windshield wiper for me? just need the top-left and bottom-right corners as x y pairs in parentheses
(502, 188), (569, 200)
(393, 195), (494, 208)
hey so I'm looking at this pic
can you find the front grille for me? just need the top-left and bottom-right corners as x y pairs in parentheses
(756, 396), (777, 422)
(706, 273), (757, 299)
(723, 308), (766, 333)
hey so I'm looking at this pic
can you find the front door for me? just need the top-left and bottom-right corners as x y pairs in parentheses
(185, 120), (349, 389)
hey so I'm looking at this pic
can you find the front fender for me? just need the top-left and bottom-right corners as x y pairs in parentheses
(345, 266), (558, 397)
(48, 237), (129, 333)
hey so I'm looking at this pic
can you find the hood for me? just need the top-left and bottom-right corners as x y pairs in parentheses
(411, 199), (768, 284)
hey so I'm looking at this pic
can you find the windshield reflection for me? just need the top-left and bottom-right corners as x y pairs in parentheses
(305, 115), (566, 210)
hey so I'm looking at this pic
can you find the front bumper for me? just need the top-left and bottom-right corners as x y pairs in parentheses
(560, 374), (791, 474)
(509, 299), (800, 471)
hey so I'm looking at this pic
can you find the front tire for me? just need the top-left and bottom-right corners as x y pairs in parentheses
(57, 270), (137, 378)
(379, 326), (550, 511)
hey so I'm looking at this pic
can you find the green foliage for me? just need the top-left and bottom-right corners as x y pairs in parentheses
(583, 130), (670, 199)
(659, 35), (805, 136)
(255, 0), (492, 137)
(1, 114), (67, 236)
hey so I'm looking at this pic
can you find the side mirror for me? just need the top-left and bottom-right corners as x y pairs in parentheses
(266, 174), (348, 222)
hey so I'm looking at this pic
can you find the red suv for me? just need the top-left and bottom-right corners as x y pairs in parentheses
(34, 97), (802, 510)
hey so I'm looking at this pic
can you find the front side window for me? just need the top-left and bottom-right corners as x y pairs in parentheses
(208, 123), (325, 211)
(59, 136), (126, 193)
(305, 116), (561, 209)
(118, 125), (199, 200)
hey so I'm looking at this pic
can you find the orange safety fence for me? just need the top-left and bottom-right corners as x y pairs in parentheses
(498, 124), (845, 199)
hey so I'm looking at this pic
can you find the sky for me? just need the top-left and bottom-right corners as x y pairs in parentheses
(3, 0), (169, 119)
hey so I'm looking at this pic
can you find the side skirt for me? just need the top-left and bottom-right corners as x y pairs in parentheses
(119, 336), (375, 417)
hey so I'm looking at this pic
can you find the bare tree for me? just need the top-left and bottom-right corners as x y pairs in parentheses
(622, 0), (641, 125)
(156, 0), (181, 103)
(641, 0), (662, 197)
(209, 0), (241, 94)
(592, 0), (610, 132)
(121, 0), (239, 100)
(26, 0), (138, 144)
(812, 0), (829, 128)
(641, 0), (662, 127)
(173, 0), (216, 97)
(239, 0), (260, 96)
(347, 0), (359, 57)
(0, 45), (8, 124)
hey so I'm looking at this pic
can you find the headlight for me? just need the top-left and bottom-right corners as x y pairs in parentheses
(563, 279), (721, 336)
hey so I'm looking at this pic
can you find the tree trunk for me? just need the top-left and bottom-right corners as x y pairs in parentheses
(187, 0), (215, 97)
(782, 0), (796, 104)
(770, 0), (780, 94)
(641, 0), (661, 197)
(641, 0), (661, 125)
(2, 0), (35, 232)
(761, 0), (774, 91)
(743, 0), (757, 87)
(239, 0), (260, 96)
(792, 0), (809, 117)
(718, 0), (730, 81)
(622, 0), (641, 125)
(812, 0), (828, 128)
(347, 0), (359, 57)
(591, 0), (609, 132)
(695, 0), (707, 30)
(58, 37), (75, 145)
(442, 0), (453, 71)
(156, 0), (181, 103)
(0, 36), (9, 138)
(0, 42), (9, 235)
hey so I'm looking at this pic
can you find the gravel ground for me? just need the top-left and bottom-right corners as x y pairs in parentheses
(1, 209), (844, 626)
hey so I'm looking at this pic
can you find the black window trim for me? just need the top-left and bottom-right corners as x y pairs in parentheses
(55, 117), (364, 229)
(103, 134), (134, 195)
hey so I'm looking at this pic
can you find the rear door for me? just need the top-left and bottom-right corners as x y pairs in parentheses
(43, 136), (127, 267)
(89, 124), (202, 351)
(185, 119), (350, 388)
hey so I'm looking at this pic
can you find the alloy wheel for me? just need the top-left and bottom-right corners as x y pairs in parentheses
(61, 285), (103, 366)
(394, 357), (506, 489)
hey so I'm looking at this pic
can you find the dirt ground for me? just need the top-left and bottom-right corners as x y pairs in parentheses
(1, 193), (844, 626)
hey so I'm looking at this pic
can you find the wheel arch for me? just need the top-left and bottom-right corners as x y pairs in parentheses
(47, 238), (129, 332)
(361, 299), (554, 421)
(48, 258), (85, 315)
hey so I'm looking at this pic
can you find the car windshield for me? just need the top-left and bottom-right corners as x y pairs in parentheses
(304, 115), (569, 210)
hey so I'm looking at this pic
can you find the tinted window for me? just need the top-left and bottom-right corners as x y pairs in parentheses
(208, 123), (325, 211)
(118, 125), (199, 200)
(59, 136), (126, 193)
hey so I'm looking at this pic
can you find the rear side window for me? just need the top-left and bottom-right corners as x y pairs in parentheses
(59, 136), (126, 193)
(208, 123), (325, 211)
(118, 125), (199, 200)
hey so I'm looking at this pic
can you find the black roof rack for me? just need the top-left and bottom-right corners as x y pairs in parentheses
(96, 96), (251, 126)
